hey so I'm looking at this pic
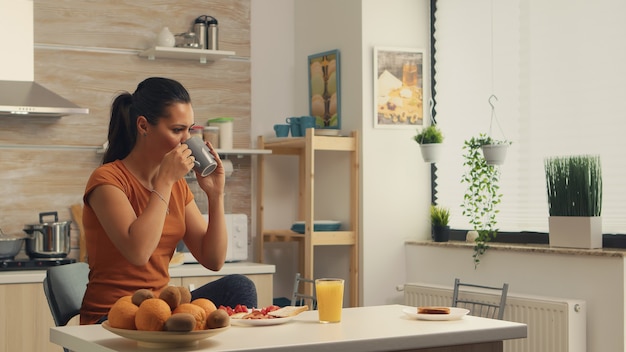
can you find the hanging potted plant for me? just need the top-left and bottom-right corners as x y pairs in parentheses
(413, 124), (443, 163)
(478, 95), (511, 165)
(430, 205), (450, 242)
(544, 155), (603, 249)
(461, 134), (504, 268)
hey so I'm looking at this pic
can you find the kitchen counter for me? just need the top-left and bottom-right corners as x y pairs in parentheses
(0, 262), (275, 284)
(50, 304), (527, 352)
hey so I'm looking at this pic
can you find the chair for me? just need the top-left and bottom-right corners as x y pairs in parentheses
(291, 273), (317, 310)
(451, 278), (508, 320)
(43, 262), (89, 327)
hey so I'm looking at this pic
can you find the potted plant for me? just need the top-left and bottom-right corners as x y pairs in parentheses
(430, 205), (450, 242)
(472, 134), (511, 165)
(413, 125), (444, 163)
(544, 155), (603, 248)
(461, 134), (504, 268)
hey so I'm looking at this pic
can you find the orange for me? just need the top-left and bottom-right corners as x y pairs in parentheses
(173, 303), (207, 330)
(108, 297), (139, 330)
(135, 298), (172, 331)
(191, 298), (217, 317)
(117, 295), (134, 304)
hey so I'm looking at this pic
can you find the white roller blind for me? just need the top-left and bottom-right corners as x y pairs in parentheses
(434, 0), (626, 234)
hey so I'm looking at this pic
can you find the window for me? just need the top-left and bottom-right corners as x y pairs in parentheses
(433, 0), (626, 235)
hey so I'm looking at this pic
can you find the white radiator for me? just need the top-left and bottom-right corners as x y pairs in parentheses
(402, 283), (586, 352)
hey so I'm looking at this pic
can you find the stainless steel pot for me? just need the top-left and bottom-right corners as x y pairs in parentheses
(23, 212), (72, 259)
(0, 227), (25, 259)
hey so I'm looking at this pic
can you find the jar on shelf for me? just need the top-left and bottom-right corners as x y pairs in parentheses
(203, 126), (220, 147)
(190, 125), (204, 139)
(207, 117), (234, 149)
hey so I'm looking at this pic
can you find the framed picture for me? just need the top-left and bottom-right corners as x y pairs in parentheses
(374, 47), (425, 129)
(308, 49), (341, 130)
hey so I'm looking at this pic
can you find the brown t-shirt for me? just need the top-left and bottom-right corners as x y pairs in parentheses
(79, 160), (193, 324)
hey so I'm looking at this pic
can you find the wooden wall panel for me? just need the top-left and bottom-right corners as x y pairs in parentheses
(0, 0), (251, 260)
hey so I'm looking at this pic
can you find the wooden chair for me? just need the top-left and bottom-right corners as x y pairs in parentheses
(452, 278), (508, 320)
(291, 273), (317, 310)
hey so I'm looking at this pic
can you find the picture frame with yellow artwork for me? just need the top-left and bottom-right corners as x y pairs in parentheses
(374, 47), (425, 129)
(308, 49), (341, 130)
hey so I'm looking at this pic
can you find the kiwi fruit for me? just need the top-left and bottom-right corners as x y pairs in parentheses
(131, 289), (155, 306)
(159, 286), (182, 310)
(164, 313), (196, 332)
(206, 308), (230, 329)
(177, 286), (192, 304)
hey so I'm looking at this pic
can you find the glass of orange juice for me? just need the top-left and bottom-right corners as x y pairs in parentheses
(315, 278), (344, 323)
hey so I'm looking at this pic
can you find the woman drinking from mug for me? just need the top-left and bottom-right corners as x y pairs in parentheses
(80, 77), (256, 325)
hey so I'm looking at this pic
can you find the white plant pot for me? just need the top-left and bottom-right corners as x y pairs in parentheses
(481, 144), (509, 165)
(419, 143), (443, 163)
(549, 216), (602, 249)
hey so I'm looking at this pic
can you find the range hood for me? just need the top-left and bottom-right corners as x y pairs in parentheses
(0, 80), (89, 117)
(0, 1), (89, 118)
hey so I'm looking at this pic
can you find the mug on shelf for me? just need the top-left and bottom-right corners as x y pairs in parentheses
(299, 116), (316, 136)
(274, 124), (290, 137)
(286, 117), (302, 137)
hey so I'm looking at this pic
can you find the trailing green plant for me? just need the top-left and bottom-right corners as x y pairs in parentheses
(430, 205), (450, 227)
(544, 155), (602, 217)
(473, 134), (511, 146)
(461, 133), (504, 268)
(414, 125), (444, 144)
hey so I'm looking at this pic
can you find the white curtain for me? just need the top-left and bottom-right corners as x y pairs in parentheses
(434, 0), (626, 234)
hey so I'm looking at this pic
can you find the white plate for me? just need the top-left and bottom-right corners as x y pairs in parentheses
(102, 321), (229, 348)
(402, 307), (470, 321)
(230, 316), (294, 326)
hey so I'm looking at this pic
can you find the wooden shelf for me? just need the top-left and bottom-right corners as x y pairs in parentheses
(139, 46), (236, 64)
(256, 129), (360, 307)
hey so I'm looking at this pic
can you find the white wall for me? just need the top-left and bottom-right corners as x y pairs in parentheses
(251, 0), (432, 304)
(405, 244), (625, 352)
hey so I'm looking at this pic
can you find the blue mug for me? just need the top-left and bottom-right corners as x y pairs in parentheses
(286, 117), (302, 137)
(274, 124), (290, 137)
(299, 116), (317, 136)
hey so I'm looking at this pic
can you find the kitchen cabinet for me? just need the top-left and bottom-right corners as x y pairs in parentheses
(139, 46), (236, 64)
(256, 129), (359, 307)
(0, 262), (274, 352)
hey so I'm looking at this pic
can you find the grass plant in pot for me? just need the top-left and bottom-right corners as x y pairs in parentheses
(462, 134), (504, 268)
(544, 155), (603, 249)
(430, 205), (450, 242)
(413, 125), (443, 163)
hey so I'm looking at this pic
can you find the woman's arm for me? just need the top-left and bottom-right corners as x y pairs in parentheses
(87, 183), (171, 265)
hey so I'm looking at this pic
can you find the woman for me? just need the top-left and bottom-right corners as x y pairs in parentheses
(79, 77), (256, 325)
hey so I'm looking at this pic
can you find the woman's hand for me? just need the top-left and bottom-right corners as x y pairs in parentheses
(194, 141), (226, 197)
(158, 144), (195, 186)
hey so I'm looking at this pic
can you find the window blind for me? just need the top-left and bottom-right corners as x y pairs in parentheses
(433, 0), (626, 234)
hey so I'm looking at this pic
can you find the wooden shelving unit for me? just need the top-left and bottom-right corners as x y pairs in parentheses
(256, 129), (359, 307)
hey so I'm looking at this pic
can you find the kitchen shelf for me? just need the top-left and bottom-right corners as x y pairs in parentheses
(96, 147), (269, 156)
(139, 46), (235, 64)
(256, 129), (360, 307)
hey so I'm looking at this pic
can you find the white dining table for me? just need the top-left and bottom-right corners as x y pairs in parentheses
(50, 304), (527, 352)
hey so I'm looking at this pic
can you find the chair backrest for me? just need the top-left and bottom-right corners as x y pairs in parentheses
(291, 272), (317, 310)
(451, 278), (509, 320)
(43, 262), (89, 327)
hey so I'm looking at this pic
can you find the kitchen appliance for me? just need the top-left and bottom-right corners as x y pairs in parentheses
(0, 227), (26, 259)
(0, 2), (89, 117)
(177, 213), (248, 263)
(193, 15), (219, 50)
(0, 258), (76, 271)
(23, 211), (72, 259)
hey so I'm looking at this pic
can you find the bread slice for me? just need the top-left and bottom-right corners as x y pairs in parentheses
(268, 305), (309, 318)
(417, 306), (451, 314)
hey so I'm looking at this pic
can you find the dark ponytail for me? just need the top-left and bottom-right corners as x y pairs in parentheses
(102, 77), (191, 164)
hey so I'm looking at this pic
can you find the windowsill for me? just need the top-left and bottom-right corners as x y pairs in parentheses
(405, 240), (626, 258)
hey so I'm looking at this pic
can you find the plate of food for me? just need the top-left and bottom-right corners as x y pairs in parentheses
(102, 321), (229, 348)
(402, 306), (470, 321)
(230, 305), (308, 327)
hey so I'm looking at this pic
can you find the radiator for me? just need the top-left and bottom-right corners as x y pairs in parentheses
(402, 283), (586, 352)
